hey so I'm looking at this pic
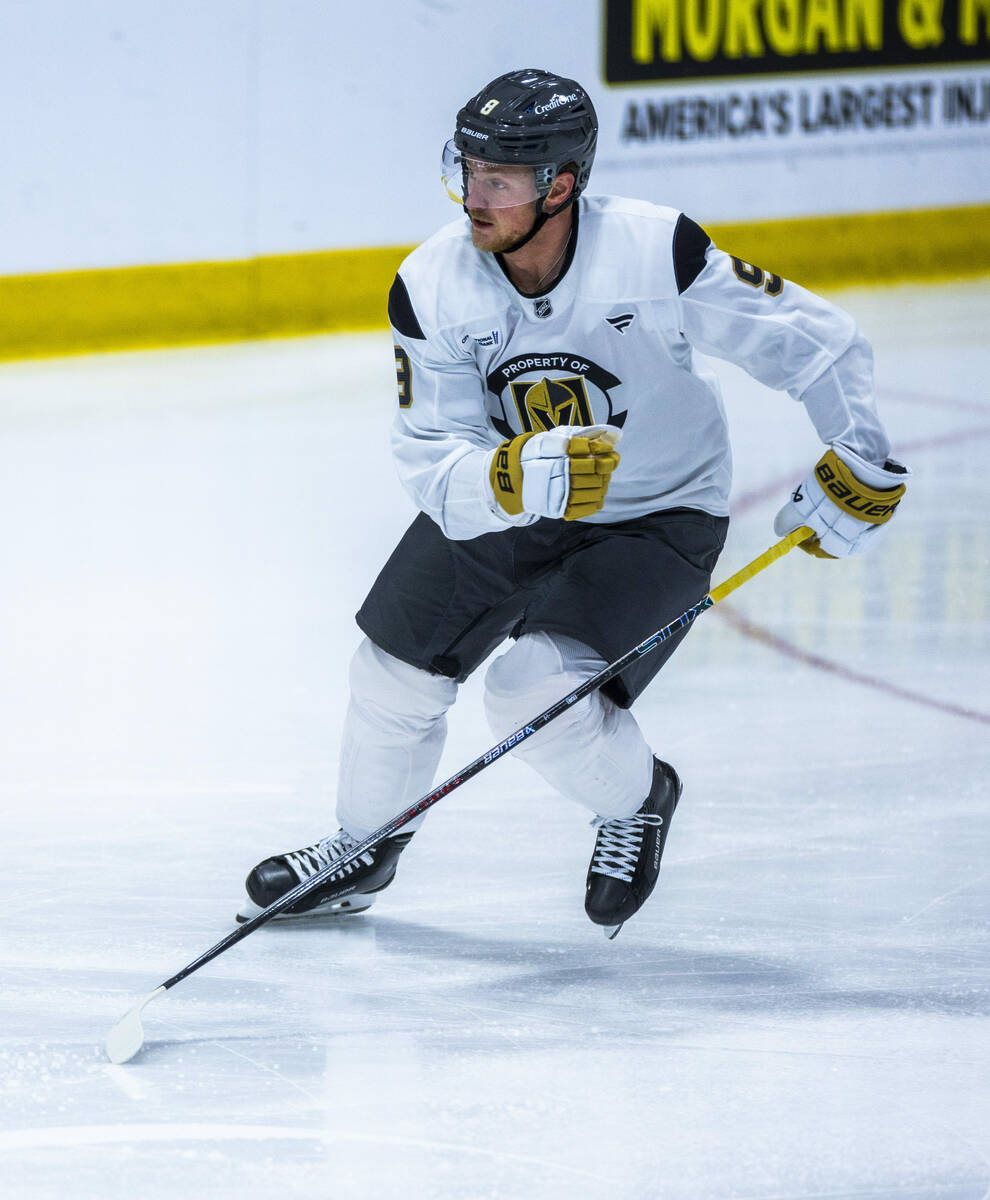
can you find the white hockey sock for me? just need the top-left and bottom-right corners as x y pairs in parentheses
(335, 638), (458, 839)
(483, 632), (654, 819)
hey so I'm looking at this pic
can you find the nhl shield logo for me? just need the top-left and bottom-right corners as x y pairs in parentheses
(534, 298), (553, 319)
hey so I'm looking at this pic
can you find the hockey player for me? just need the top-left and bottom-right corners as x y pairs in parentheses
(239, 69), (908, 936)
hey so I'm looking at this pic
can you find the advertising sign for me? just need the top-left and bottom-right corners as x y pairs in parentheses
(605, 1), (990, 82)
(599, 0), (989, 201)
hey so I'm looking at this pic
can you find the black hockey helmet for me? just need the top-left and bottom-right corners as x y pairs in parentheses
(445, 68), (598, 208)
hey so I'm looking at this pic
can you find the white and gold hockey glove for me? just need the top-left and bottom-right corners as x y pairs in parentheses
(489, 424), (621, 522)
(774, 445), (909, 559)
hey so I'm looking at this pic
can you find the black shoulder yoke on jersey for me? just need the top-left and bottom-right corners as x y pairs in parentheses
(388, 274), (426, 340)
(673, 214), (712, 295)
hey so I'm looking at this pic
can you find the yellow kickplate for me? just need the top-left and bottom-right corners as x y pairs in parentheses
(2, 205), (987, 362)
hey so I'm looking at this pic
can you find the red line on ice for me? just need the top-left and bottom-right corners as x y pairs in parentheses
(723, 393), (990, 727)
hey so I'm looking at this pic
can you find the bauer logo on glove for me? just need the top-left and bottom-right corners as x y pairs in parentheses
(814, 452), (904, 524)
(489, 424), (621, 522)
(774, 444), (909, 559)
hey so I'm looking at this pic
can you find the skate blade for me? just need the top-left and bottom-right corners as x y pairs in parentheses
(235, 895), (375, 925)
(604, 922), (624, 940)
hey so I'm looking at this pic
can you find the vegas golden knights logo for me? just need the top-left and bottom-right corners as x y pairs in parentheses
(510, 376), (594, 433)
(486, 353), (626, 441)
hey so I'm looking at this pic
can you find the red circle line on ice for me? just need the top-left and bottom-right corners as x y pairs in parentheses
(725, 393), (990, 728)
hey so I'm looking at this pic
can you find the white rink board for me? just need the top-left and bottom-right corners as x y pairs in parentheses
(1, 0), (987, 273)
(0, 281), (988, 1199)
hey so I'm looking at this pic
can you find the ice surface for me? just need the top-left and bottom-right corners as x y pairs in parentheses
(0, 282), (988, 1199)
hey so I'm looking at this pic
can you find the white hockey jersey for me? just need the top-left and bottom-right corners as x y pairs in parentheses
(388, 195), (891, 541)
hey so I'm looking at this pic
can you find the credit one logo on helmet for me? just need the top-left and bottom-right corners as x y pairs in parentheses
(603, 1), (990, 82)
(485, 353), (627, 439)
(534, 92), (580, 113)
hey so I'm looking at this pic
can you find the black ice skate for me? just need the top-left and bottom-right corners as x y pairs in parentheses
(236, 828), (413, 924)
(585, 758), (682, 940)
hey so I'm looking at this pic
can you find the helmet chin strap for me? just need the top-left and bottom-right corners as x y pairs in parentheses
(499, 194), (573, 255)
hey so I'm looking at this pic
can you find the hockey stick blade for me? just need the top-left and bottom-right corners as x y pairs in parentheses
(105, 986), (166, 1064)
(105, 524), (812, 1062)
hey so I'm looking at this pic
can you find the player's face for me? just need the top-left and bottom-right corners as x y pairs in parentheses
(466, 198), (541, 252)
(463, 161), (542, 252)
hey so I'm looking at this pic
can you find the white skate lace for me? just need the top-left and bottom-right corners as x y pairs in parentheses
(284, 831), (375, 883)
(589, 813), (664, 883)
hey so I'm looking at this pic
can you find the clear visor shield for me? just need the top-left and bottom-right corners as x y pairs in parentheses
(442, 139), (553, 210)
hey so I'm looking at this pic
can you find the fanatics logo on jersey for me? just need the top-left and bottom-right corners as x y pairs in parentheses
(534, 299), (553, 319)
(605, 313), (635, 334)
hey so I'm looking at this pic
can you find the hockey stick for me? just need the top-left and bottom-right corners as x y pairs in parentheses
(105, 523), (812, 1063)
